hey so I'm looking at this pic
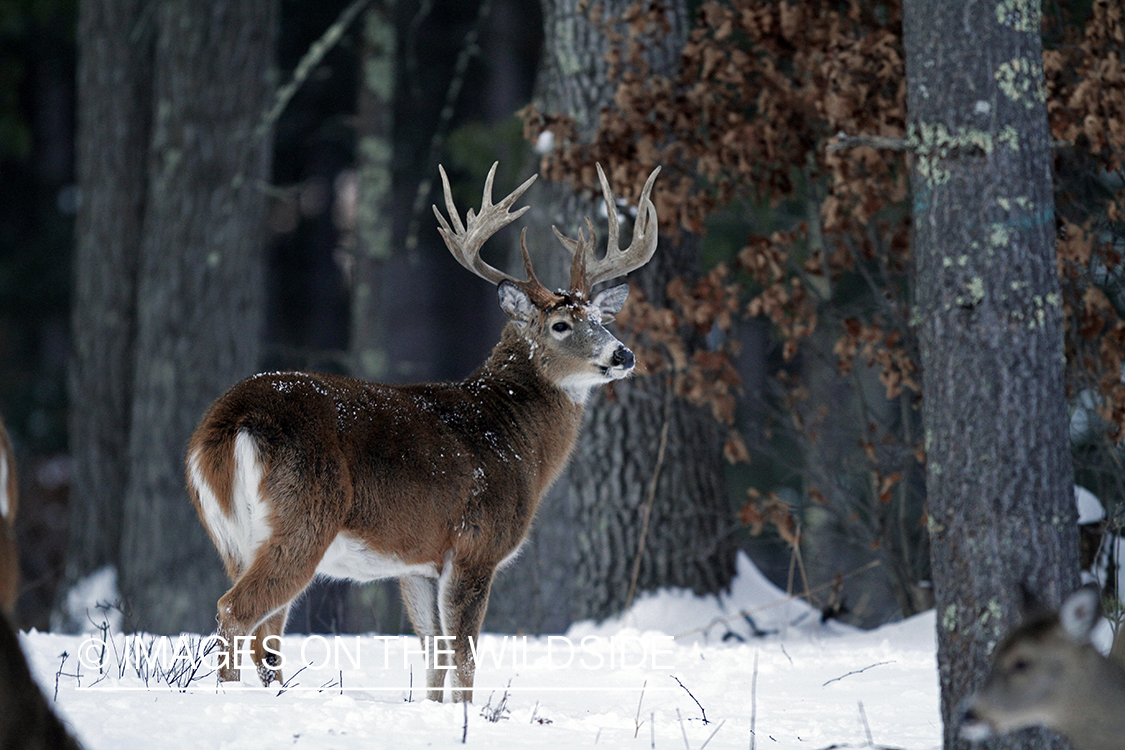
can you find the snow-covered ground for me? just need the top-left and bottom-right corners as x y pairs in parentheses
(21, 554), (943, 749)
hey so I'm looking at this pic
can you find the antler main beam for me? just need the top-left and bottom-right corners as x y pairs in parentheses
(433, 162), (539, 287)
(555, 164), (661, 294)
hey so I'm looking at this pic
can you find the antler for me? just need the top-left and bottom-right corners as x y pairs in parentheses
(433, 162), (544, 289)
(554, 163), (661, 294)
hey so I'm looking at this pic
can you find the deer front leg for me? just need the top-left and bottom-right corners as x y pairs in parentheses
(438, 563), (495, 703)
(400, 575), (446, 701)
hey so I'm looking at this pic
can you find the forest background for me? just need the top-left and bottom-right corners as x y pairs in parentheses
(0, 3), (1122, 719)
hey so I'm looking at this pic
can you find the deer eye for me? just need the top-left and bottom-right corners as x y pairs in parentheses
(552, 321), (571, 333)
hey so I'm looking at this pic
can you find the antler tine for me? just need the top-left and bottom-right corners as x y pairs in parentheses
(432, 162), (539, 286)
(517, 228), (541, 286)
(551, 225), (581, 255)
(553, 165), (661, 294)
(596, 163), (621, 270)
(584, 163), (661, 290)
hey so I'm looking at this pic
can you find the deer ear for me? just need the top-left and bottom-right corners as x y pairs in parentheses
(592, 283), (629, 316)
(498, 280), (536, 325)
(1059, 586), (1100, 642)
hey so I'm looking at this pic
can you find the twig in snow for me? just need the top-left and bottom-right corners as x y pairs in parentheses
(276, 665), (307, 696)
(742, 613), (777, 638)
(530, 702), (553, 725)
(780, 643), (793, 666)
(650, 711), (655, 749)
(462, 698), (468, 743)
(677, 708), (690, 750)
(480, 680), (511, 723)
(671, 675), (709, 724)
(699, 719), (726, 750)
(634, 680), (648, 738)
(54, 652), (69, 701)
(822, 661), (894, 687)
(750, 649), (759, 750)
(858, 701), (874, 747)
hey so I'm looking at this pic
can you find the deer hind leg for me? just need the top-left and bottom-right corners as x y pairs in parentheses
(216, 535), (328, 685)
(210, 439), (349, 685)
(250, 605), (290, 686)
(438, 563), (495, 703)
(400, 575), (446, 701)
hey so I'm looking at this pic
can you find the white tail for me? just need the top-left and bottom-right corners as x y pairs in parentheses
(187, 163), (660, 701)
(960, 586), (1125, 750)
(0, 415), (17, 614)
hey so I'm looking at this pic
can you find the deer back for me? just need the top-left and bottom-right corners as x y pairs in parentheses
(188, 319), (596, 576)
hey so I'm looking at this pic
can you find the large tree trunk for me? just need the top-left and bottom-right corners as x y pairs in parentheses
(903, 2), (1079, 748)
(67, 0), (152, 594)
(486, 0), (736, 629)
(69, 0), (278, 635)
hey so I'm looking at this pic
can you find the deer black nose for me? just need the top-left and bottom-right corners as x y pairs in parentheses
(611, 346), (634, 369)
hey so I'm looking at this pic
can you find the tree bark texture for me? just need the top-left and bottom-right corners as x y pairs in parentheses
(351, 1), (396, 383)
(74, 0), (279, 634)
(342, 0), (404, 635)
(903, 2), (1079, 748)
(567, 235), (738, 620)
(68, 0), (152, 593)
(487, 0), (736, 628)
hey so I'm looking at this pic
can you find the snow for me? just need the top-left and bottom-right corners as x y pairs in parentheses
(1076, 484), (1104, 524)
(22, 553), (942, 749)
(53, 566), (122, 634)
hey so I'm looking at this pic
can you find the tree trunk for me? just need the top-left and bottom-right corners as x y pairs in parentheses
(486, 0), (736, 629)
(903, 2), (1079, 748)
(568, 235), (737, 620)
(351, 1), (397, 383)
(341, 0), (406, 635)
(111, 0), (278, 635)
(67, 0), (152, 595)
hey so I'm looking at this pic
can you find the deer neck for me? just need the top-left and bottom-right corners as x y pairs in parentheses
(477, 324), (585, 414)
(471, 324), (585, 483)
(1057, 652), (1125, 750)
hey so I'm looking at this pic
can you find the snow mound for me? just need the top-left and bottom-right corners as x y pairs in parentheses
(567, 552), (851, 645)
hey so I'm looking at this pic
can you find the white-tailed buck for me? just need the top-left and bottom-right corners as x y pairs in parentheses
(187, 163), (659, 701)
(960, 586), (1125, 750)
(0, 415), (17, 614)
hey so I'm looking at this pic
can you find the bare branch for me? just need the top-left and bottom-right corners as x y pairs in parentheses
(257, 0), (371, 140)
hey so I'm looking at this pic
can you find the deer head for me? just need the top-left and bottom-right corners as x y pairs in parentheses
(960, 586), (1125, 750)
(433, 161), (659, 401)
